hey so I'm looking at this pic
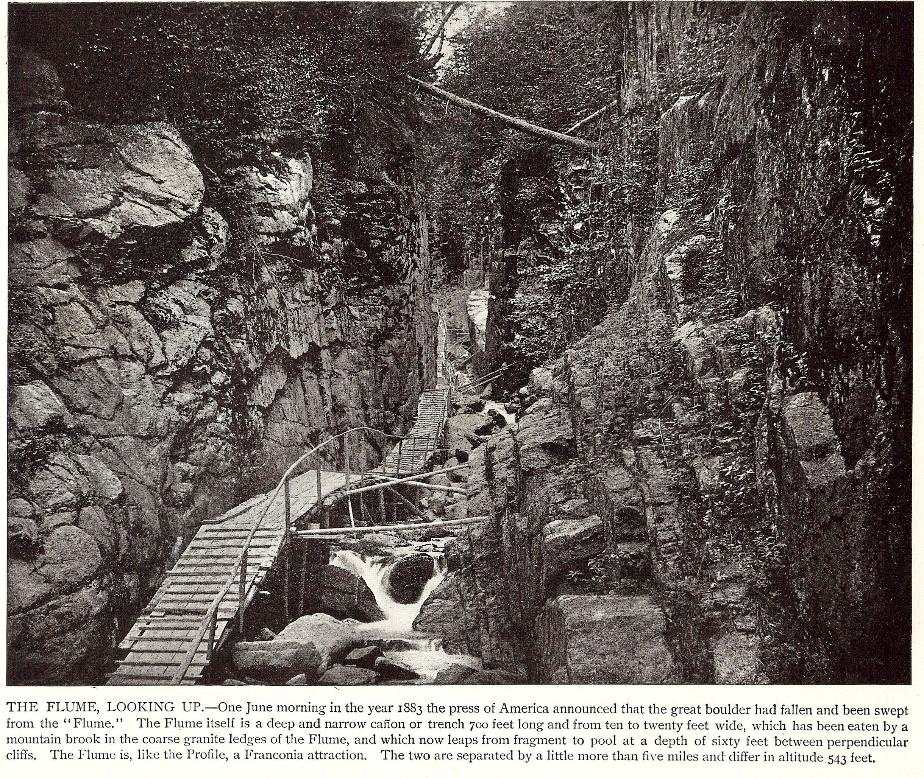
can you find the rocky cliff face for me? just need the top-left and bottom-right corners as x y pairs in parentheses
(7, 51), (435, 683)
(425, 3), (909, 684)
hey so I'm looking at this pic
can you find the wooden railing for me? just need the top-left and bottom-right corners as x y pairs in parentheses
(170, 421), (448, 684)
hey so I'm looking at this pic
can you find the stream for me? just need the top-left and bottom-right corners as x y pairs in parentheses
(330, 548), (481, 681)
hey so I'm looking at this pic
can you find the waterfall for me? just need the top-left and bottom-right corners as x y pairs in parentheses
(329, 549), (479, 680)
(330, 549), (447, 634)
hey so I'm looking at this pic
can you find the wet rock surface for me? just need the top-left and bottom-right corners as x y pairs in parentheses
(318, 565), (385, 622)
(276, 613), (362, 670)
(384, 553), (435, 604)
(231, 640), (322, 683)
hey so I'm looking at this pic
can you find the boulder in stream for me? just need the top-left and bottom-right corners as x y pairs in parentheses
(384, 553), (435, 604)
(318, 664), (379, 686)
(374, 656), (419, 681)
(318, 564), (385, 622)
(230, 640), (321, 682)
(276, 613), (363, 669)
(344, 645), (383, 670)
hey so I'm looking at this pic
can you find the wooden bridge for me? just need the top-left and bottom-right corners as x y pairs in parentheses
(107, 389), (453, 685)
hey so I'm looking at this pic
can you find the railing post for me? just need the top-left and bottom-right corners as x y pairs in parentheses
(344, 430), (351, 488)
(378, 487), (387, 526)
(344, 431), (355, 526)
(283, 477), (291, 623)
(298, 539), (308, 616)
(316, 458), (322, 505)
(396, 438), (403, 477)
(206, 609), (218, 660)
(238, 548), (247, 634)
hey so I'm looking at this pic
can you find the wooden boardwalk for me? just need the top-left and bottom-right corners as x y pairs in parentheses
(371, 389), (451, 476)
(107, 389), (450, 685)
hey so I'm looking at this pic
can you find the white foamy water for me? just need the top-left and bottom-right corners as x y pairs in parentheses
(481, 399), (516, 426)
(330, 550), (446, 632)
(330, 549), (479, 680)
(385, 649), (480, 681)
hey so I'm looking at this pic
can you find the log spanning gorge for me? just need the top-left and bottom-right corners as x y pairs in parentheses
(6, 2), (911, 688)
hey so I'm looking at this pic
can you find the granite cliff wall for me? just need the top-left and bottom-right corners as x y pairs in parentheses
(418, 3), (910, 684)
(7, 52), (435, 683)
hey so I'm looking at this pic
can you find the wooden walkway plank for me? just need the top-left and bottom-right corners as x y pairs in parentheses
(108, 390), (450, 686)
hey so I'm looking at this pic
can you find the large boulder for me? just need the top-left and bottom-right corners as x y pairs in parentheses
(317, 664), (379, 686)
(231, 640), (322, 682)
(542, 515), (605, 587)
(318, 565), (384, 622)
(384, 554), (435, 604)
(344, 645), (383, 669)
(276, 613), (363, 669)
(374, 656), (419, 681)
(536, 594), (676, 684)
(412, 574), (480, 655)
(445, 414), (488, 456)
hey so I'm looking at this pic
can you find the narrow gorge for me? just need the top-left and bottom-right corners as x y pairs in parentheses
(6, 2), (911, 687)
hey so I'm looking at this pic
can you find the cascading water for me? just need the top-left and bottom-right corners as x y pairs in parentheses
(481, 399), (516, 426)
(330, 548), (480, 680)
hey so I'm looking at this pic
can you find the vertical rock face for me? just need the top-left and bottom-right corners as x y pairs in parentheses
(640, 3), (910, 682)
(444, 3), (908, 684)
(7, 51), (435, 683)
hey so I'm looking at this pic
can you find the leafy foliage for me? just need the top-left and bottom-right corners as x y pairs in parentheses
(419, 2), (627, 273)
(11, 3), (423, 169)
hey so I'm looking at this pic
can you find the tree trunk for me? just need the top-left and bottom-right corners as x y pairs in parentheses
(422, 2), (462, 57)
(565, 98), (620, 135)
(407, 76), (598, 152)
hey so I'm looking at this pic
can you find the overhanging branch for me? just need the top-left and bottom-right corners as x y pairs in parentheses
(422, 2), (462, 57)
